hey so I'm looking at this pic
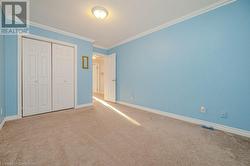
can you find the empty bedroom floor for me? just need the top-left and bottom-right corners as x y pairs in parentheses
(0, 97), (250, 166)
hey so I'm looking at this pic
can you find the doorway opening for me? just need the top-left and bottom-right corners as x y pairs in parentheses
(92, 53), (116, 102)
(92, 55), (105, 99)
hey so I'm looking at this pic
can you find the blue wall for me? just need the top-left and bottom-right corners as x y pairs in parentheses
(5, 26), (93, 116)
(0, 36), (6, 123)
(109, 0), (250, 131)
(93, 47), (108, 55)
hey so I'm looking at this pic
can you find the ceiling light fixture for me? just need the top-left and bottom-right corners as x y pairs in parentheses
(92, 6), (108, 19)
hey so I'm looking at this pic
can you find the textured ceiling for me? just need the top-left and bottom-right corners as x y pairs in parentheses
(30, 0), (224, 48)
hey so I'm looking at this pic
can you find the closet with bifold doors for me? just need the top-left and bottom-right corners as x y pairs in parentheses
(22, 37), (75, 116)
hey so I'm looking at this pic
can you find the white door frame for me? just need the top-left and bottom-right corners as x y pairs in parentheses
(18, 34), (78, 118)
(93, 52), (116, 102)
(92, 52), (107, 96)
(92, 63), (100, 93)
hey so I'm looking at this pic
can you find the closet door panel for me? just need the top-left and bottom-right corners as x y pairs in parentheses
(52, 44), (74, 111)
(23, 43), (38, 116)
(38, 44), (52, 113)
(22, 38), (51, 116)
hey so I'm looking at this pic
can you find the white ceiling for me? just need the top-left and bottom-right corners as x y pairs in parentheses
(30, 0), (224, 48)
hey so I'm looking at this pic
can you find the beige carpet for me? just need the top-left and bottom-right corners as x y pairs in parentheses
(0, 98), (250, 166)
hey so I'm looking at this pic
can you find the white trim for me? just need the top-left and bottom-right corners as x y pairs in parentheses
(0, 119), (6, 130)
(0, 102), (93, 129)
(0, 115), (21, 130)
(30, 21), (95, 43)
(92, 63), (100, 93)
(21, 34), (77, 48)
(117, 101), (250, 138)
(5, 115), (20, 121)
(18, 34), (78, 117)
(110, 0), (236, 49)
(93, 44), (108, 50)
(93, 52), (108, 57)
(18, 36), (22, 118)
(75, 103), (93, 109)
(74, 45), (78, 110)
(28, 0), (236, 49)
(28, 1), (236, 49)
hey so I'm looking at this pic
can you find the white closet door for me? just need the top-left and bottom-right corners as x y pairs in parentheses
(104, 53), (116, 102)
(52, 44), (75, 111)
(23, 38), (52, 116)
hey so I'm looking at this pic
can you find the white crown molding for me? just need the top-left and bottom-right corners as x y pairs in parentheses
(30, 21), (95, 43)
(28, 0), (236, 49)
(110, 0), (236, 49)
(117, 101), (250, 138)
(93, 44), (108, 50)
(93, 52), (108, 57)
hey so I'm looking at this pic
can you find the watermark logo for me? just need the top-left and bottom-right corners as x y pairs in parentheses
(1, 0), (29, 35)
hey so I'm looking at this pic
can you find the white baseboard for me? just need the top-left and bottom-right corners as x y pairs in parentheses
(0, 118), (6, 130)
(1, 104), (93, 130)
(0, 115), (21, 130)
(75, 103), (93, 109)
(0, 104), (94, 130)
(5, 115), (21, 121)
(117, 101), (250, 138)
(0, 104), (93, 130)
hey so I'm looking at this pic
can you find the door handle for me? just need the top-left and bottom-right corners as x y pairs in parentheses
(112, 80), (116, 81)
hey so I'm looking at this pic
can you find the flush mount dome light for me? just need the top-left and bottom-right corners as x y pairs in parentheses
(92, 6), (108, 19)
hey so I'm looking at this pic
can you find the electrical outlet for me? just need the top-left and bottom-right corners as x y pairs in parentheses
(200, 106), (206, 113)
(130, 93), (135, 100)
(220, 112), (228, 119)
